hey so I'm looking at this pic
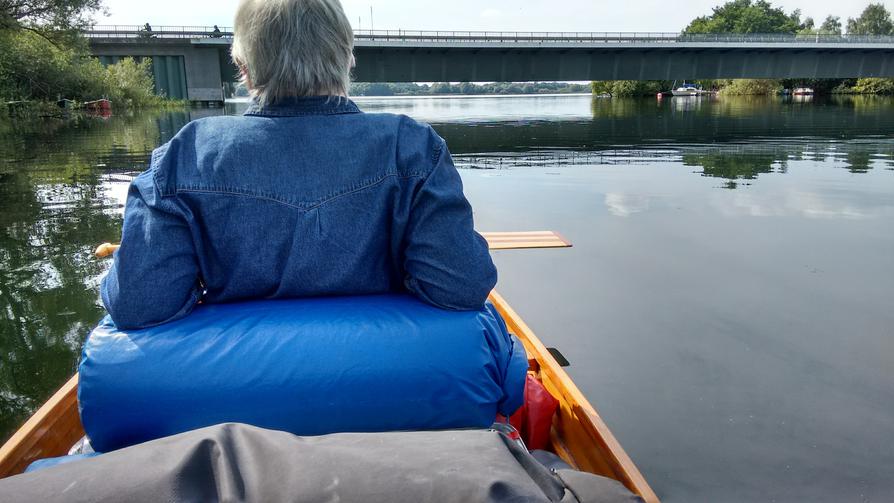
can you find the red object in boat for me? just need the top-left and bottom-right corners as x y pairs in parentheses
(510, 375), (560, 450)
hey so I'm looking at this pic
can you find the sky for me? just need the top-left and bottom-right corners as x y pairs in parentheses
(98, 0), (891, 33)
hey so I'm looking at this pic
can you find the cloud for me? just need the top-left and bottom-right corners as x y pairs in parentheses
(480, 8), (501, 19)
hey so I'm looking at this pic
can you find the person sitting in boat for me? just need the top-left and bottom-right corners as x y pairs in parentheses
(101, 0), (496, 330)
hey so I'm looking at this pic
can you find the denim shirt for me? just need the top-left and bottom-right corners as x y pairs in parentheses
(101, 97), (497, 329)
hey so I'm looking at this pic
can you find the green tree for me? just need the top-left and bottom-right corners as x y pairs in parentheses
(684, 0), (804, 34)
(0, 0), (180, 106)
(718, 79), (781, 95)
(798, 17), (815, 35)
(846, 3), (894, 35)
(350, 82), (394, 96)
(851, 78), (894, 95)
(0, 29), (166, 106)
(845, 5), (894, 94)
(429, 82), (453, 94)
(590, 80), (671, 97)
(798, 16), (843, 36)
(1, 0), (104, 44)
(0, 29), (98, 100)
(458, 81), (476, 94)
(820, 16), (843, 35)
(101, 57), (166, 107)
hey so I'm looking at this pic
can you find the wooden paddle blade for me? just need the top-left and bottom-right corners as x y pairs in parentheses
(480, 231), (572, 250)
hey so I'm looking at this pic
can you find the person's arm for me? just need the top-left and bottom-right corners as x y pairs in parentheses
(402, 137), (497, 310)
(100, 169), (201, 330)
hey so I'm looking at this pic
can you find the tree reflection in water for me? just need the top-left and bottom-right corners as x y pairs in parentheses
(440, 95), (894, 187)
(0, 111), (191, 438)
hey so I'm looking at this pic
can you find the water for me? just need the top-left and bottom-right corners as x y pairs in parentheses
(2, 95), (893, 502)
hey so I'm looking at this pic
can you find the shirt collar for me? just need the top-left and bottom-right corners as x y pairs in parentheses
(243, 96), (360, 117)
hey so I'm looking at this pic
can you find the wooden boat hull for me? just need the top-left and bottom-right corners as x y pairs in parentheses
(0, 374), (82, 477)
(0, 291), (658, 502)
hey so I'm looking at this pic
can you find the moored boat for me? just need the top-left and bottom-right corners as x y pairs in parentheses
(792, 87), (814, 95)
(671, 84), (699, 97)
(0, 231), (659, 502)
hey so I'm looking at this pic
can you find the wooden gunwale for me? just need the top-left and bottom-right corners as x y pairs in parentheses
(0, 374), (83, 478)
(488, 290), (660, 503)
(0, 288), (657, 503)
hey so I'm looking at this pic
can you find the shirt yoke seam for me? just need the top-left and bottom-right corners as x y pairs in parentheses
(172, 172), (426, 211)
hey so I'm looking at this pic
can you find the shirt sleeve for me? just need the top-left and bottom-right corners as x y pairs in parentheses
(100, 168), (201, 330)
(402, 138), (497, 310)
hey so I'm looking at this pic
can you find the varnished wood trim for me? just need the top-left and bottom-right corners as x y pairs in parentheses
(0, 374), (85, 478)
(489, 290), (659, 503)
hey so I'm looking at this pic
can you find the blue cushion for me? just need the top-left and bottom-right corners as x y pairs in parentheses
(25, 453), (100, 473)
(78, 295), (527, 452)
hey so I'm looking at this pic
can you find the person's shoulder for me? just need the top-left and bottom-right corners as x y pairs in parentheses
(184, 115), (256, 136)
(361, 112), (438, 140)
(397, 113), (439, 141)
(155, 116), (242, 146)
(148, 116), (248, 193)
(360, 114), (443, 176)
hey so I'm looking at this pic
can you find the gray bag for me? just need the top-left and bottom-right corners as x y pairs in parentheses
(0, 423), (643, 503)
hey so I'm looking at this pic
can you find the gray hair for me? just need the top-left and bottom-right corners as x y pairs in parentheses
(231, 0), (354, 104)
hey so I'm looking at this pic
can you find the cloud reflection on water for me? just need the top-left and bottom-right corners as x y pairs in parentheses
(604, 193), (652, 217)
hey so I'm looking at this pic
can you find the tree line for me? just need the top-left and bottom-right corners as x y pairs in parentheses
(593, 1), (894, 97)
(0, 0), (180, 107)
(349, 82), (590, 97)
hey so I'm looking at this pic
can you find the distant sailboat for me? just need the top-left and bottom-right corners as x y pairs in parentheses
(672, 83), (699, 97)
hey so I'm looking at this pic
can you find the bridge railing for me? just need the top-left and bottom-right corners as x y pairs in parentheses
(85, 25), (234, 39)
(83, 26), (894, 44)
(355, 30), (894, 43)
(354, 30), (683, 43)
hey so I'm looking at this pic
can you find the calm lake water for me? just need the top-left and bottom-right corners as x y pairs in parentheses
(2, 94), (893, 502)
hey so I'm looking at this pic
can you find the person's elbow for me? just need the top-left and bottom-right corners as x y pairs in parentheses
(101, 281), (146, 330)
(100, 274), (196, 330)
(407, 260), (497, 311)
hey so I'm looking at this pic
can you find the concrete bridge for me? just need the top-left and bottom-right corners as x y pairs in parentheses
(85, 26), (894, 103)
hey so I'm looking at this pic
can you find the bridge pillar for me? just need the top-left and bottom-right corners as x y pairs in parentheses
(91, 40), (227, 103)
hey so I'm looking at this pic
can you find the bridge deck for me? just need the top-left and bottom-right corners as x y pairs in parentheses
(86, 26), (894, 47)
(85, 26), (894, 100)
